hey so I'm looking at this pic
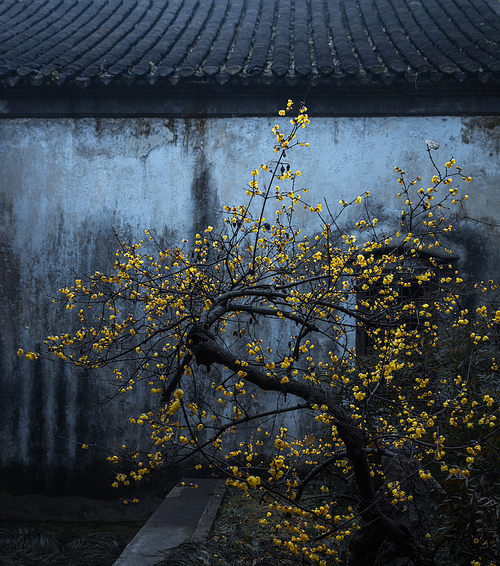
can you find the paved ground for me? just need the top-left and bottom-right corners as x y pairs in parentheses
(113, 478), (226, 566)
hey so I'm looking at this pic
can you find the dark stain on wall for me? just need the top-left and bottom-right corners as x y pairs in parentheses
(54, 362), (69, 490)
(452, 224), (490, 282)
(162, 118), (179, 144)
(461, 116), (500, 154)
(188, 118), (220, 232)
(191, 157), (217, 232)
(0, 337), (19, 456)
(29, 355), (46, 492)
(133, 118), (151, 138)
(0, 241), (21, 313)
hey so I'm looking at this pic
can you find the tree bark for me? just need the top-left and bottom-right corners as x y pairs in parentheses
(189, 328), (436, 566)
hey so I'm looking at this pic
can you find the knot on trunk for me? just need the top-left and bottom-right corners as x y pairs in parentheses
(188, 327), (218, 372)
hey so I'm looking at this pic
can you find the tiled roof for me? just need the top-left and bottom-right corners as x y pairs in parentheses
(1, 0), (499, 90)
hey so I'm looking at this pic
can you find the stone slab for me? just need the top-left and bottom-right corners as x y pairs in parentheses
(113, 478), (226, 566)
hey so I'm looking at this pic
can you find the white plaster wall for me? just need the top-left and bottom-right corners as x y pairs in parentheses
(1, 115), (499, 495)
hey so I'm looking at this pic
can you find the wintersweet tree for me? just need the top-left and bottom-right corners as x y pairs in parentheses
(22, 101), (499, 566)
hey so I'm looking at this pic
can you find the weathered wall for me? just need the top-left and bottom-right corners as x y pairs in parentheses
(1, 115), (499, 497)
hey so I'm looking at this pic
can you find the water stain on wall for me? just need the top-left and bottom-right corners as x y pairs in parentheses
(461, 116), (500, 154)
(76, 118), (177, 159)
(191, 156), (219, 232)
(187, 118), (221, 232)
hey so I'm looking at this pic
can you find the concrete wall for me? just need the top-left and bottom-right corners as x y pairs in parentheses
(1, 115), (499, 497)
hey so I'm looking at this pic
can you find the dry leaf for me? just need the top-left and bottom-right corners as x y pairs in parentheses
(159, 249), (172, 263)
(305, 433), (315, 446)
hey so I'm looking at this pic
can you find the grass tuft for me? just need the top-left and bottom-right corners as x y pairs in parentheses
(0, 527), (125, 566)
(0, 526), (61, 553)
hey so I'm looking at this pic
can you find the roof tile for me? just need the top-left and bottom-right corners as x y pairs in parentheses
(0, 0), (499, 88)
(247, 0), (275, 73)
(225, 0), (260, 74)
(179, 0), (230, 76)
(272, 0), (292, 76)
(203, 0), (245, 75)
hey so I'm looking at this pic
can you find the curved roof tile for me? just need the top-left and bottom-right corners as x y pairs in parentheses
(272, 0), (292, 76)
(246, 0), (275, 74)
(203, 0), (244, 75)
(0, 0), (499, 88)
(179, 0), (229, 76)
(225, 0), (260, 74)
